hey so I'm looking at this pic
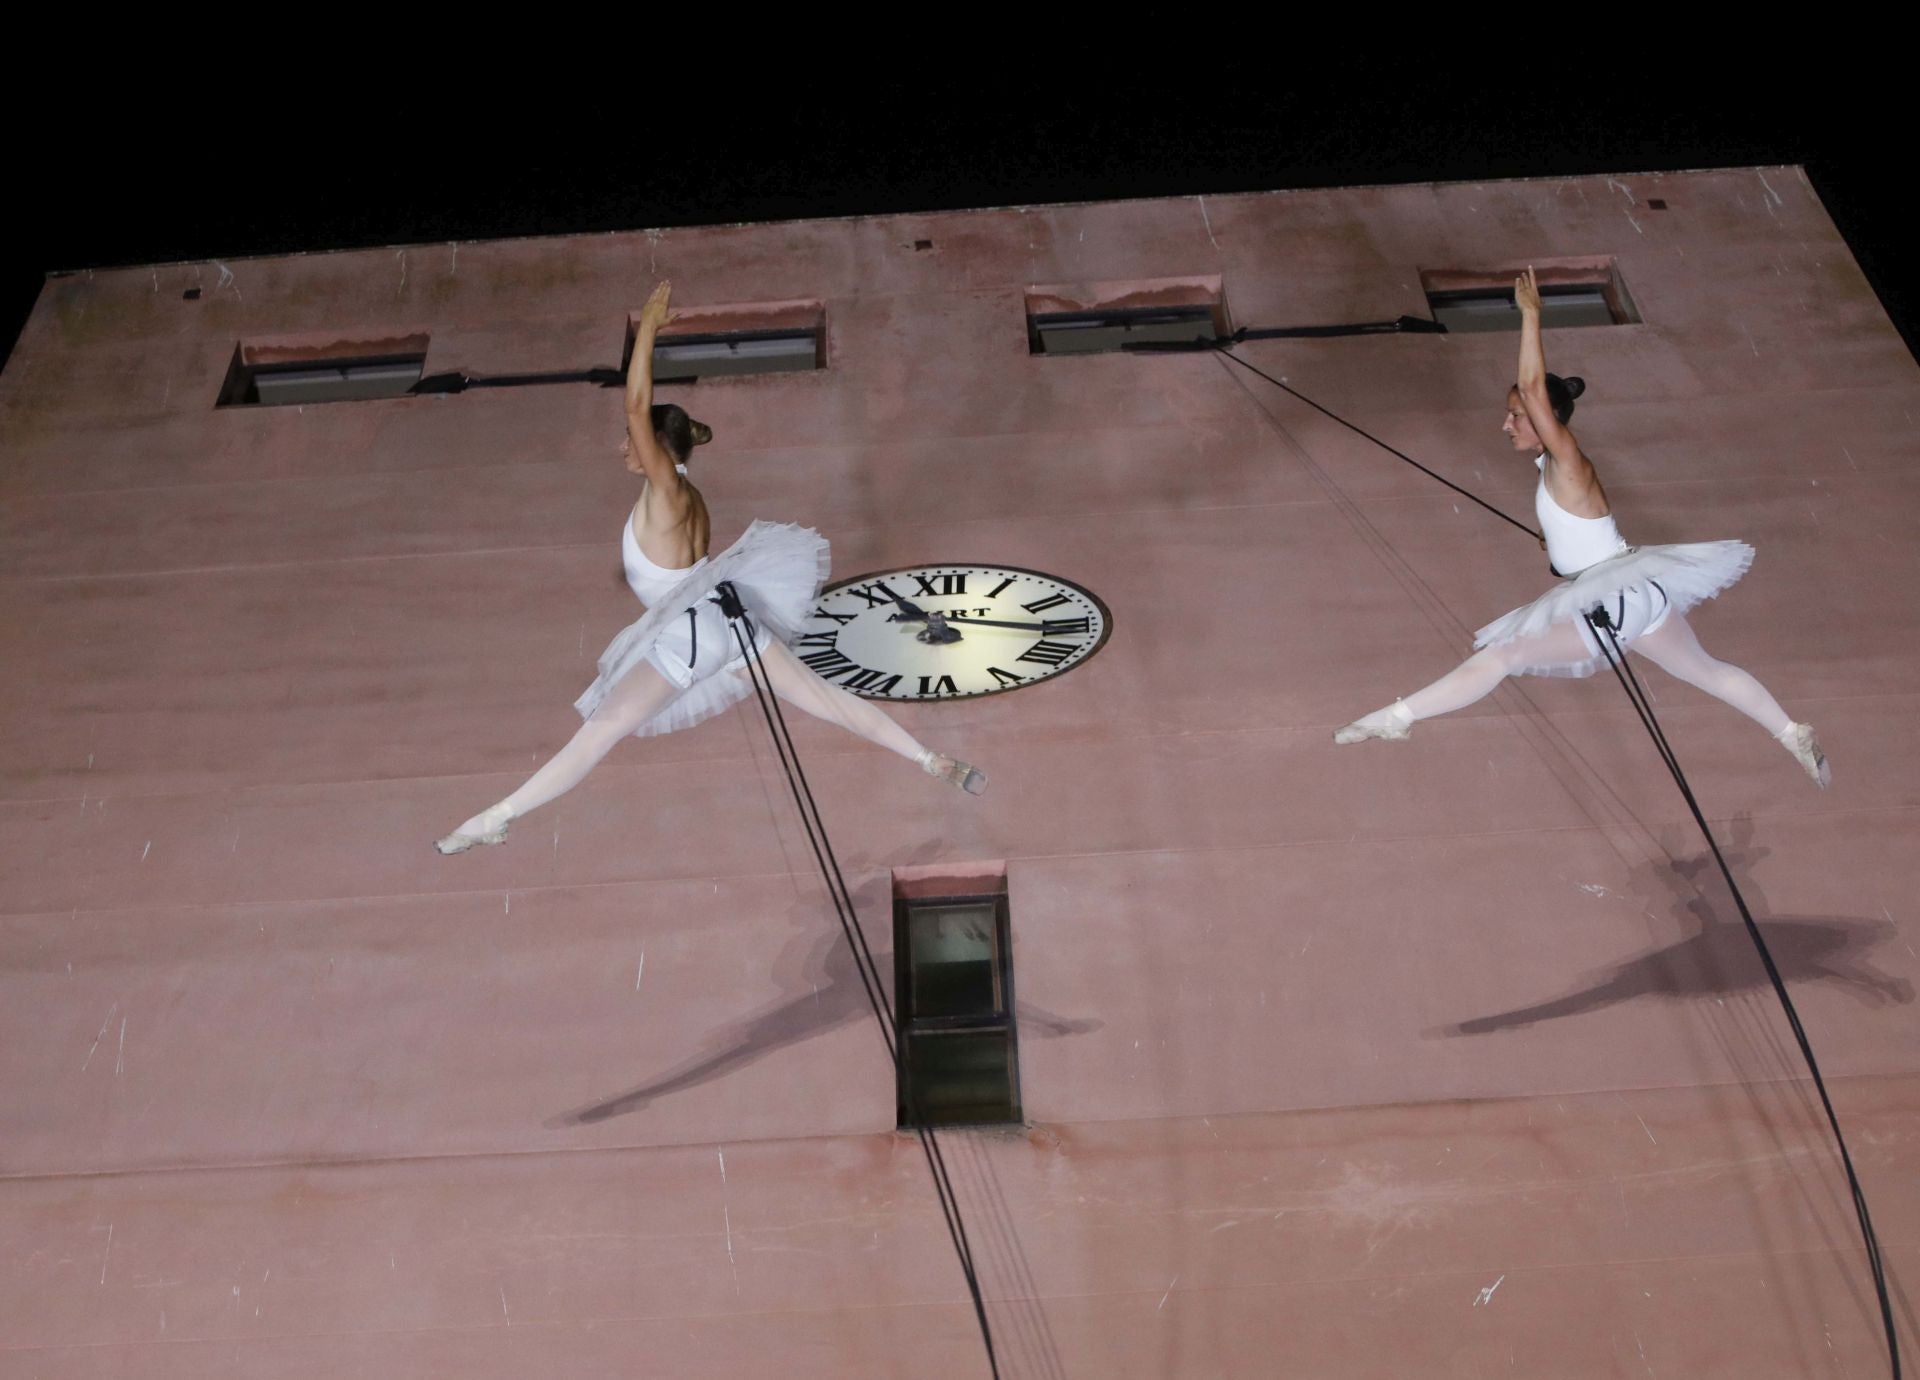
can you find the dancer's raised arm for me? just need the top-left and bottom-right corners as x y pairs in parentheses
(624, 281), (689, 503)
(1513, 268), (1602, 513)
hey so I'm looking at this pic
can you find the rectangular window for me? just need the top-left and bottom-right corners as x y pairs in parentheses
(1026, 276), (1230, 355)
(894, 880), (1019, 1128)
(625, 298), (826, 383)
(216, 331), (430, 407)
(1421, 258), (1638, 333)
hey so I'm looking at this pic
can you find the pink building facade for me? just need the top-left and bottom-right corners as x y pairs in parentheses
(2, 169), (1916, 1376)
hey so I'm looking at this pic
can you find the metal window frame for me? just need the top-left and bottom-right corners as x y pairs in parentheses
(893, 891), (1021, 1127)
(1027, 304), (1221, 356)
(1420, 258), (1641, 332)
(1426, 284), (1621, 332)
(621, 322), (828, 384)
(216, 343), (429, 408)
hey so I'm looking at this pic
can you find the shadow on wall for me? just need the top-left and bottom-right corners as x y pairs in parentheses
(1437, 817), (1914, 1037)
(549, 895), (1101, 1128)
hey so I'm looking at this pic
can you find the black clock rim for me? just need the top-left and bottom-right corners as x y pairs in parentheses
(815, 561), (1115, 700)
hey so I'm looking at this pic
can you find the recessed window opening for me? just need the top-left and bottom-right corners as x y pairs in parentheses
(623, 299), (826, 383)
(1029, 305), (1218, 355)
(217, 331), (430, 407)
(1421, 259), (1638, 332)
(1025, 277), (1230, 357)
(1427, 286), (1615, 331)
(650, 330), (821, 382)
(893, 875), (1019, 1128)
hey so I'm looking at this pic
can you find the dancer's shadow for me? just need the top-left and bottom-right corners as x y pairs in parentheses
(552, 910), (1101, 1127)
(1440, 818), (1913, 1037)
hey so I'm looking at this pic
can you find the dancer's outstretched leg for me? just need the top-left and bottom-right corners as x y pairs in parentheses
(741, 640), (986, 793)
(1631, 613), (1828, 786)
(436, 663), (684, 853)
(1335, 621), (1594, 743)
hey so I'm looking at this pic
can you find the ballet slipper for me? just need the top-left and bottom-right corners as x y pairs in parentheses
(1776, 723), (1831, 789)
(1333, 700), (1414, 745)
(435, 803), (514, 855)
(922, 752), (988, 795)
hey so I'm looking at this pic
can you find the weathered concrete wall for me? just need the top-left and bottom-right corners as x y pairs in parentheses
(3, 169), (1915, 1376)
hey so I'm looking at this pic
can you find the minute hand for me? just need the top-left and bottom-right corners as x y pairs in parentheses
(942, 614), (1085, 635)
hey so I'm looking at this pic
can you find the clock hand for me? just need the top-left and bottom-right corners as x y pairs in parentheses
(943, 615), (1087, 636)
(919, 612), (963, 645)
(884, 600), (965, 644)
(885, 602), (1083, 639)
(941, 616), (1046, 631)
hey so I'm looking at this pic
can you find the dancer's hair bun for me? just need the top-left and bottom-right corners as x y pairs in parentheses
(650, 403), (702, 463)
(1543, 373), (1586, 424)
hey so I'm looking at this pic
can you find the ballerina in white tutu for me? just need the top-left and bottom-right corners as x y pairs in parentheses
(1336, 268), (1828, 787)
(436, 281), (985, 854)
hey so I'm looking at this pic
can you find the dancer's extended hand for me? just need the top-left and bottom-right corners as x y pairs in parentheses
(1514, 266), (1543, 316)
(638, 280), (674, 331)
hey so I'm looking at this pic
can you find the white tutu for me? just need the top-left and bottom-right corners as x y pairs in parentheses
(574, 520), (831, 738)
(1473, 540), (1754, 678)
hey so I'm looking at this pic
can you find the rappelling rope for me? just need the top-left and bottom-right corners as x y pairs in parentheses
(1183, 337), (1898, 1379)
(721, 591), (1002, 1379)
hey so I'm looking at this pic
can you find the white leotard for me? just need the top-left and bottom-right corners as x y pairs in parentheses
(620, 466), (702, 605)
(622, 519), (705, 605)
(1535, 454), (1628, 575)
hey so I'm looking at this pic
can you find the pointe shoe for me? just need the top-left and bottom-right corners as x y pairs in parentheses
(435, 804), (514, 855)
(1777, 723), (1831, 789)
(922, 752), (988, 795)
(1333, 701), (1414, 745)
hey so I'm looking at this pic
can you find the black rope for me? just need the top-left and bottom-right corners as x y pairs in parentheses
(720, 591), (1002, 1379)
(1211, 344), (1544, 542)
(1195, 348), (1899, 1379)
(1586, 610), (1899, 1378)
(410, 367), (624, 394)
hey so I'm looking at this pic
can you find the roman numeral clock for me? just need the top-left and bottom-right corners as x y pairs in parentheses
(799, 565), (1110, 698)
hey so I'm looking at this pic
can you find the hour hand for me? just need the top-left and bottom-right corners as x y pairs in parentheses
(886, 598), (963, 644)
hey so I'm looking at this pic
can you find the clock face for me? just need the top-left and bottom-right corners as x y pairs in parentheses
(799, 564), (1111, 700)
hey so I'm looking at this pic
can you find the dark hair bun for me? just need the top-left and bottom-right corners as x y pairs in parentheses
(650, 403), (698, 463)
(1539, 373), (1586, 425)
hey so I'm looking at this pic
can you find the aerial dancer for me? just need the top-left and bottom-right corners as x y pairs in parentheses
(1335, 268), (1829, 787)
(436, 281), (985, 854)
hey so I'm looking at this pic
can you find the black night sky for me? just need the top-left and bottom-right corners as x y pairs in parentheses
(4, 57), (1912, 366)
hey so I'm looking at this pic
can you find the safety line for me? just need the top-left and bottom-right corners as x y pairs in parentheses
(722, 597), (1002, 1379)
(1202, 342), (1543, 542)
(1587, 610), (1899, 1378)
(1196, 340), (1898, 1379)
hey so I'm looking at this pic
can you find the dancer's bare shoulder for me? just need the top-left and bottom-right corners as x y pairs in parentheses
(629, 478), (710, 568)
(1541, 431), (1609, 519)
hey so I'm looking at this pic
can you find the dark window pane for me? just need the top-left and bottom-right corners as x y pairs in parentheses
(1032, 307), (1216, 355)
(252, 358), (425, 404)
(220, 353), (427, 407)
(651, 331), (821, 381)
(908, 902), (1001, 1018)
(903, 1030), (1017, 1125)
(1428, 287), (1618, 333)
